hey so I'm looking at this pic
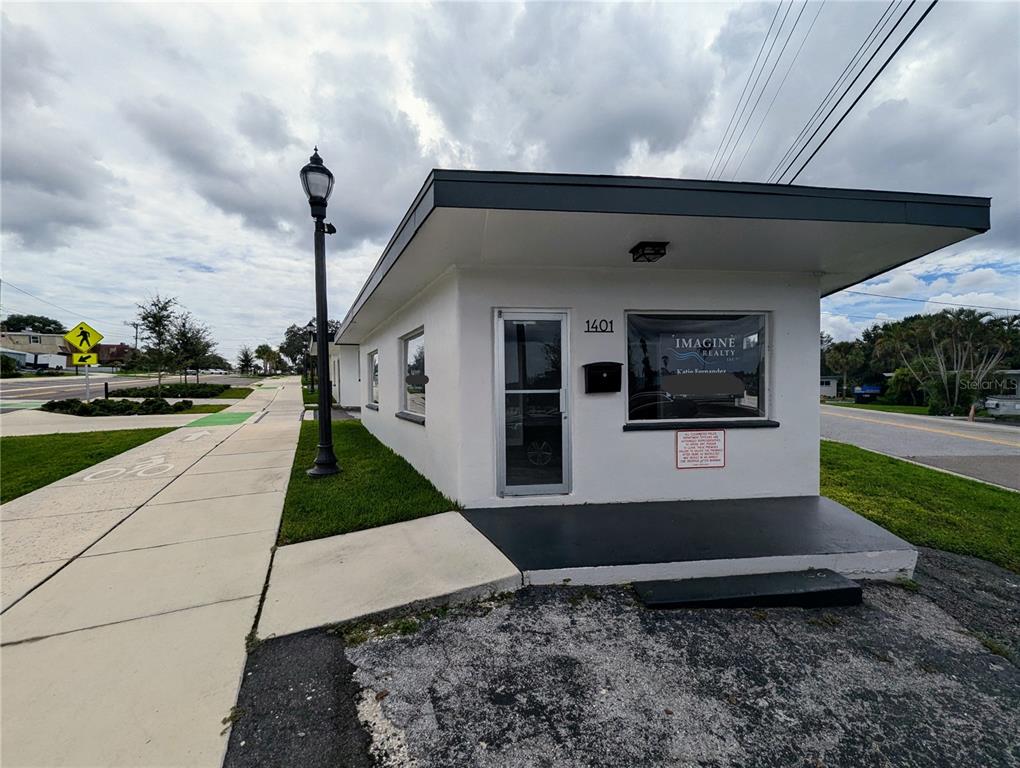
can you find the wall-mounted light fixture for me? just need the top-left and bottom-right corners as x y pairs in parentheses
(630, 241), (669, 263)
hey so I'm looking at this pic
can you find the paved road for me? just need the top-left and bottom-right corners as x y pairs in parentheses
(821, 404), (1020, 490)
(0, 373), (255, 411)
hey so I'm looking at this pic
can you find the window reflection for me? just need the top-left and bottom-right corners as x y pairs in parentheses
(404, 332), (425, 415)
(627, 313), (766, 420)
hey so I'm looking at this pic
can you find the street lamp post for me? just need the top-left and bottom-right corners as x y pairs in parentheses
(300, 147), (340, 478)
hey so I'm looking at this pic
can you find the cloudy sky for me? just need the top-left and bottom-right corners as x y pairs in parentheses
(2, 1), (1017, 360)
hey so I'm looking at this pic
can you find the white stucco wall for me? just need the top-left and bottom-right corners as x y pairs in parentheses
(357, 271), (462, 500)
(332, 345), (361, 408)
(351, 266), (820, 509)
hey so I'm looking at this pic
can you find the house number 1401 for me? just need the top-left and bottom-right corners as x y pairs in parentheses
(584, 319), (614, 333)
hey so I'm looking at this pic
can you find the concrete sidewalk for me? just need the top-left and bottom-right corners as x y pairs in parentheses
(1, 377), (302, 767)
(258, 512), (522, 639)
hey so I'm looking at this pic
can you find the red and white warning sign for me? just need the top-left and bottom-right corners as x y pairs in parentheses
(676, 429), (726, 469)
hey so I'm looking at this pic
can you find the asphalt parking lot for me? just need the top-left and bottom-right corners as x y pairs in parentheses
(226, 550), (1020, 768)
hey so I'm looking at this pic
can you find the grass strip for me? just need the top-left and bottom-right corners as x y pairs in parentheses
(217, 387), (254, 399)
(820, 440), (1019, 572)
(179, 403), (228, 414)
(0, 428), (175, 503)
(825, 402), (930, 415)
(279, 420), (457, 545)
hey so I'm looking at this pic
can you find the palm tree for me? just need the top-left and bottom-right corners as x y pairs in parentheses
(254, 343), (275, 375)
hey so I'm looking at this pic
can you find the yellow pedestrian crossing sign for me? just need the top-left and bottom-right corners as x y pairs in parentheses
(71, 352), (99, 366)
(64, 321), (103, 353)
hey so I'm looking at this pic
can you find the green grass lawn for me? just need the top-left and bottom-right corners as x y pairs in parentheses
(279, 420), (457, 545)
(820, 440), (1020, 572)
(179, 403), (228, 414)
(217, 387), (254, 399)
(0, 428), (176, 503)
(302, 387), (336, 406)
(825, 401), (930, 415)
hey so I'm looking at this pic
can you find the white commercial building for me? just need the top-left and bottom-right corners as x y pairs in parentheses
(332, 171), (986, 512)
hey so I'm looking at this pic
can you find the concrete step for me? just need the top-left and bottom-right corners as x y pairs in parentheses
(633, 569), (862, 609)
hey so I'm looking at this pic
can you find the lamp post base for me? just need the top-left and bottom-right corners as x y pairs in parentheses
(307, 447), (340, 478)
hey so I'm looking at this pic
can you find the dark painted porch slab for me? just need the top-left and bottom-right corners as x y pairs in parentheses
(461, 496), (913, 573)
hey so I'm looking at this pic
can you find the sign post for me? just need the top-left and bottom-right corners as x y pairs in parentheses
(64, 322), (104, 401)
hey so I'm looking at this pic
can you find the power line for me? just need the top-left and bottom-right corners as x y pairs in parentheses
(776, 0), (920, 184)
(718, 0), (807, 180)
(732, 0), (824, 180)
(842, 288), (1019, 312)
(766, 0), (900, 183)
(822, 310), (897, 322)
(787, 0), (940, 183)
(715, 1), (796, 180)
(0, 280), (116, 325)
(706, 2), (785, 180)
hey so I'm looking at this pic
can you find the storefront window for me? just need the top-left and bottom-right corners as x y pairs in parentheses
(627, 313), (766, 421)
(368, 350), (379, 404)
(403, 331), (426, 415)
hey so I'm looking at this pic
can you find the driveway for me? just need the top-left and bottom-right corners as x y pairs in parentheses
(225, 550), (1020, 768)
(821, 405), (1020, 490)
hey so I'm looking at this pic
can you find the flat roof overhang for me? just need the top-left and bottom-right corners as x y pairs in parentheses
(337, 170), (989, 344)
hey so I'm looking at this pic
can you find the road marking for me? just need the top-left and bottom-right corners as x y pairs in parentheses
(0, 378), (164, 397)
(824, 410), (1020, 448)
(84, 455), (174, 482)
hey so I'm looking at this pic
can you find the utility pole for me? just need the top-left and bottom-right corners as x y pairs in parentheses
(124, 321), (140, 351)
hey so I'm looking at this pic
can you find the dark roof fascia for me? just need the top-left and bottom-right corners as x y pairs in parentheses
(339, 170), (990, 335)
(430, 169), (990, 230)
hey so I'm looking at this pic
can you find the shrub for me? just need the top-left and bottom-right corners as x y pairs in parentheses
(1, 356), (21, 378)
(114, 383), (229, 398)
(41, 398), (195, 417)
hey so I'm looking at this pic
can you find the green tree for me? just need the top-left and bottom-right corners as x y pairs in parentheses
(137, 294), (178, 396)
(1, 354), (19, 377)
(878, 309), (1018, 415)
(825, 341), (865, 397)
(171, 312), (214, 384)
(197, 352), (232, 371)
(280, 323), (313, 371)
(280, 319), (340, 372)
(237, 346), (256, 375)
(1, 314), (67, 333)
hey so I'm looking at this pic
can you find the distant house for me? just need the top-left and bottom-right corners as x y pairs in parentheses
(820, 377), (838, 398)
(96, 343), (133, 366)
(0, 331), (69, 367)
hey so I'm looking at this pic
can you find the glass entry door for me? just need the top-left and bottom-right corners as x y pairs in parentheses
(496, 311), (570, 496)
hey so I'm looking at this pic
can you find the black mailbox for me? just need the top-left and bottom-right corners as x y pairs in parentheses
(583, 362), (623, 393)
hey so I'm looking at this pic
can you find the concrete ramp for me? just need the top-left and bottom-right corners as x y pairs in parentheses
(257, 511), (522, 639)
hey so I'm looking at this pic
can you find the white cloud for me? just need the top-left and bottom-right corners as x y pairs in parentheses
(1, 2), (1016, 358)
